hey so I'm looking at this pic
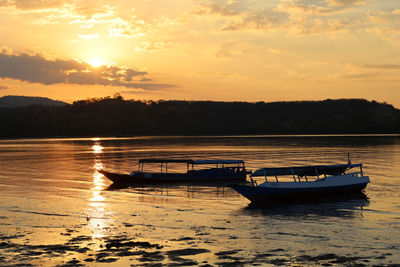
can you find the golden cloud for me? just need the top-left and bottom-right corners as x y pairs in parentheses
(0, 49), (175, 90)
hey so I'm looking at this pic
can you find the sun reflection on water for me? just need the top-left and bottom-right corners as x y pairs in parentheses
(91, 171), (105, 202)
(87, 140), (112, 240)
(92, 144), (104, 154)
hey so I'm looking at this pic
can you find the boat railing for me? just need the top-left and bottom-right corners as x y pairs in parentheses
(347, 171), (363, 177)
(137, 159), (247, 174)
(250, 163), (364, 185)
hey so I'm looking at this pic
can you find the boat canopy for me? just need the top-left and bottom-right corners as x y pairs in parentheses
(139, 159), (193, 164)
(139, 159), (244, 165)
(192, 160), (244, 165)
(250, 163), (362, 178)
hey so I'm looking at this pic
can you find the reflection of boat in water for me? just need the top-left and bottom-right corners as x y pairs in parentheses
(243, 193), (370, 218)
(106, 181), (245, 200)
(230, 163), (370, 204)
(107, 180), (247, 190)
(98, 159), (250, 184)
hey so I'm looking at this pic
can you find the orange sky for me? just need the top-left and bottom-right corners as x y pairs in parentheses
(0, 0), (399, 106)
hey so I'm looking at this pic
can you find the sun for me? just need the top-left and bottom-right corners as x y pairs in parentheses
(87, 58), (104, 68)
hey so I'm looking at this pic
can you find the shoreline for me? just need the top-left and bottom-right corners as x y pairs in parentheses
(1, 133), (400, 142)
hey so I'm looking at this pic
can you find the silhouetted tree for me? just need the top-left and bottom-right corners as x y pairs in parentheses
(1, 97), (399, 138)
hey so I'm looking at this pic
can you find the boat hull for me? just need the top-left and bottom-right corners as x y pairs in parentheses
(98, 169), (247, 184)
(230, 175), (370, 203)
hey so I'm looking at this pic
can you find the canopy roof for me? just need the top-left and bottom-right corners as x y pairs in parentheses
(192, 160), (244, 165)
(139, 159), (193, 164)
(139, 159), (244, 165)
(251, 163), (362, 177)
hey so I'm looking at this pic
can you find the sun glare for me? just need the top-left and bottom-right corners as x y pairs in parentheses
(87, 58), (104, 68)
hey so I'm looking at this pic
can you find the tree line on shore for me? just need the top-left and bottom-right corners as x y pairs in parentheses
(1, 96), (399, 138)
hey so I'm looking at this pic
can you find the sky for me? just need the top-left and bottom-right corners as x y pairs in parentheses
(0, 0), (399, 106)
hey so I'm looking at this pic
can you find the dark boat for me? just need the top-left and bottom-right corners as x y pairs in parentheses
(98, 159), (250, 184)
(230, 163), (370, 203)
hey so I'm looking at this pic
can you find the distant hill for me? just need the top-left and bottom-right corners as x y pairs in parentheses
(0, 95), (67, 108)
(0, 97), (399, 137)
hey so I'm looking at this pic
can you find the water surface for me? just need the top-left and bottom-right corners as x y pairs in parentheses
(0, 135), (399, 266)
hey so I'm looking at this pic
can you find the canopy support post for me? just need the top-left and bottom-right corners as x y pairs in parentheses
(315, 168), (319, 181)
(291, 168), (296, 182)
(263, 169), (268, 183)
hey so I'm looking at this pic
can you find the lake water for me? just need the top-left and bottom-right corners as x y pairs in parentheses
(0, 135), (399, 266)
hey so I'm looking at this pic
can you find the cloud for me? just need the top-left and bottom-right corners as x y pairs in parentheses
(368, 9), (400, 23)
(0, 0), (12, 8)
(282, 17), (352, 34)
(194, 0), (362, 34)
(116, 82), (175, 90)
(341, 62), (400, 80)
(342, 72), (379, 80)
(222, 11), (280, 31)
(268, 48), (287, 55)
(73, 4), (114, 19)
(221, 12), (352, 34)
(272, 0), (366, 35)
(276, 0), (367, 15)
(134, 41), (171, 52)
(326, 0), (366, 7)
(197, 0), (243, 16)
(360, 63), (400, 70)
(0, 0), (65, 10)
(195, 1), (281, 31)
(367, 9), (400, 40)
(108, 17), (149, 38)
(0, 84), (8, 90)
(276, 2), (334, 15)
(4, 2), (151, 39)
(71, 6), (151, 38)
(0, 49), (175, 90)
(214, 41), (251, 58)
(67, 5), (116, 28)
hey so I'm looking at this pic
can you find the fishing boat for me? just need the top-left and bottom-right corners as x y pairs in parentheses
(98, 158), (250, 184)
(230, 163), (370, 203)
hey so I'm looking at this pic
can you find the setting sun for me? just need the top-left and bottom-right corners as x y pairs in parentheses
(87, 58), (104, 68)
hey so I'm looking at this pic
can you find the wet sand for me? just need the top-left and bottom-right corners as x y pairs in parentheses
(1, 195), (398, 267)
(2, 227), (394, 266)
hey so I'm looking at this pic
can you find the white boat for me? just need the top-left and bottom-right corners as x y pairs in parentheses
(230, 163), (370, 203)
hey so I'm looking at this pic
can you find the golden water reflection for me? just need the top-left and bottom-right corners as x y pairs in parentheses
(87, 140), (111, 240)
(92, 144), (104, 154)
(90, 171), (105, 202)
